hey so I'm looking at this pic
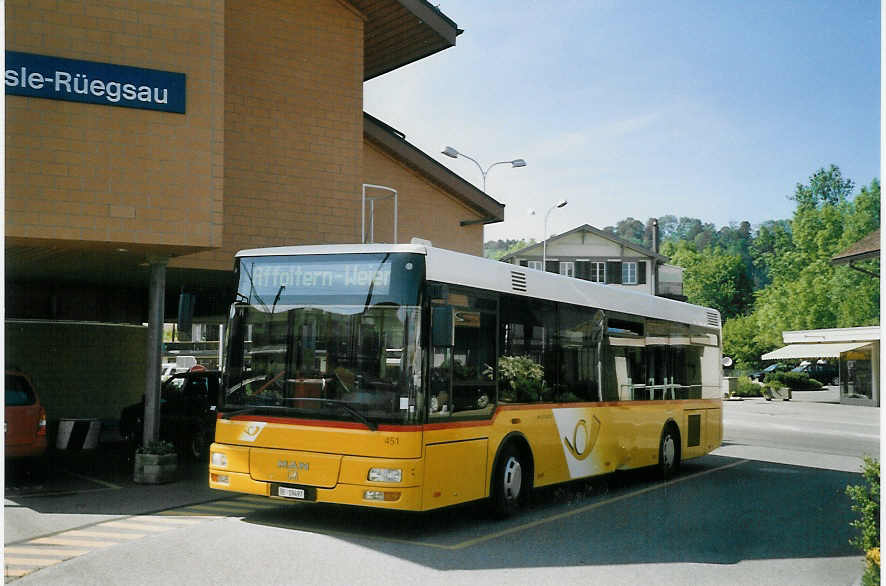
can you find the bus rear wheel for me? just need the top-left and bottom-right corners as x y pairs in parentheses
(658, 424), (680, 480)
(491, 442), (530, 518)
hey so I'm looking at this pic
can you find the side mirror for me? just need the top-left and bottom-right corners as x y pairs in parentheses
(431, 305), (454, 347)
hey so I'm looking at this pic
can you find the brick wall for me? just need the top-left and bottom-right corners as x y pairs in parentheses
(5, 0), (224, 251)
(362, 140), (484, 255)
(174, 0), (365, 271)
(6, 0), (483, 268)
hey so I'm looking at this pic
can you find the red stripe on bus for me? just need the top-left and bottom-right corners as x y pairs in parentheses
(221, 398), (720, 431)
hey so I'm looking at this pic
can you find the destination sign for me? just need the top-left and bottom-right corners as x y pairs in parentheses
(247, 260), (392, 296)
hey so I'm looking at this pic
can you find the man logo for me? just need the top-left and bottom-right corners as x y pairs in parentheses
(563, 416), (601, 461)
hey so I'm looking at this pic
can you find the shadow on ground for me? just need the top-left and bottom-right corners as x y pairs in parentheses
(6, 447), (861, 571)
(238, 455), (860, 569)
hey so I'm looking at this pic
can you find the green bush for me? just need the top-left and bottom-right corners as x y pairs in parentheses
(765, 371), (823, 391)
(732, 376), (763, 397)
(846, 457), (880, 585)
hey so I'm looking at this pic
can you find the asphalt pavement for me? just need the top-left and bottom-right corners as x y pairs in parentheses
(5, 442), (222, 546)
(4, 393), (880, 584)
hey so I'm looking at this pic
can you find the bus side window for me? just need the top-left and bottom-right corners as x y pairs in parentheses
(499, 295), (553, 403)
(450, 291), (497, 416)
(430, 289), (497, 418)
(557, 305), (605, 402)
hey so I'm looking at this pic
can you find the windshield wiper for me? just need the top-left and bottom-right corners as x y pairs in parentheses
(284, 398), (378, 431)
(221, 405), (301, 419)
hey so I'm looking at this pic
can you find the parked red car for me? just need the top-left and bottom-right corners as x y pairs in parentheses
(5, 370), (48, 460)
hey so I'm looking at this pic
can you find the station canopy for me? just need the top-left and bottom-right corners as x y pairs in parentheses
(761, 342), (871, 361)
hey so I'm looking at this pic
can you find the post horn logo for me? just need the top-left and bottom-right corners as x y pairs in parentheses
(563, 416), (601, 461)
(238, 421), (266, 442)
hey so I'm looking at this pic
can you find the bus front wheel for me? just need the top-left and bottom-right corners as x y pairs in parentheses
(658, 423), (680, 480)
(491, 442), (530, 518)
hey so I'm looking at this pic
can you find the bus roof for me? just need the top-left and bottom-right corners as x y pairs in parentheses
(235, 243), (720, 330)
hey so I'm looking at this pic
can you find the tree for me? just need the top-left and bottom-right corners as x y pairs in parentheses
(750, 219), (793, 288)
(673, 246), (753, 319)
(484, 239), (537, 260)
(746, 165), (879, 354)
(607, 217), (645, 245)
(790, 164), (855, 211)
(722, 314), (769, 368)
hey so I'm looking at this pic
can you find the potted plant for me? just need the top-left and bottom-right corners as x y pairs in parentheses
(133, 440), (178, 484)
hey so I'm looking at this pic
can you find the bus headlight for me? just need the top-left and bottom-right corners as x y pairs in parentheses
(364, 490), (401, 501)
(211, 452), (228, 468)
(368, 468), (402, 483)
(211, 473), (230, 486)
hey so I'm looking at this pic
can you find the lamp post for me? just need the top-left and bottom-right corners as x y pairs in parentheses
(440, 146), (526, 193)
(542, 200), (568, 269)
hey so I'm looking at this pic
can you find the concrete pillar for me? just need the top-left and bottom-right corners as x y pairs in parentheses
(143, 257), (168, 447)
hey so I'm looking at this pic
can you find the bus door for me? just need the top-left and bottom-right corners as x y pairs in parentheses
(423, 288), (497, 508)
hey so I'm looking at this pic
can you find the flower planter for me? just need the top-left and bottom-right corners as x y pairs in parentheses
(133, 452), (178, 484)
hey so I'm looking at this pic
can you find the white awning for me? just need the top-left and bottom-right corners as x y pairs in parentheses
(761, 342), (871, 360)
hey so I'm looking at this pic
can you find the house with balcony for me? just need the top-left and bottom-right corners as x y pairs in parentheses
(500, 224), (685, 300)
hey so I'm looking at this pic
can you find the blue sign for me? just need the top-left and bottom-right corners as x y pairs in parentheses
(5, 51), (185, 114)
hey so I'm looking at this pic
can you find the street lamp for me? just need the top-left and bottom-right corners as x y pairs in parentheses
(441, 146), (526, 193)
(542, 199), (568, 269)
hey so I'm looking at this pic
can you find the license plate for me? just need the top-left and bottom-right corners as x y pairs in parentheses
(278, 486), (305, 499)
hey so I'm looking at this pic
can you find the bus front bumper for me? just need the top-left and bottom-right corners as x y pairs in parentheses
(208, 444), (423, 511)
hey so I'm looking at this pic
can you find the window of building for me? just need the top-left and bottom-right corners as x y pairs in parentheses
(527, 260), (543, 271)
(622, 262), (638, 285)
(559, 262), (574, 277)
(590, 262), (606, 282)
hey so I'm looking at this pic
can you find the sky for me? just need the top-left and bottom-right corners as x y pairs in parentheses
(363, 0), (881, 243)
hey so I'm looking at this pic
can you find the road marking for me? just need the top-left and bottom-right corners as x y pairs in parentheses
(123, 516), (204, 527)
(66, 529), (145, 540)
(30, 537), (118, 548)
(102, 520), (173, 532)
(146, 515), (204, 524)
(439, 459), (750, 551)
(4, 508), (227, 579)
(154, 509), (221, 517)
(5, 556), (62, 566)
(4, 547), (88, 557)
(189, 503), (263, 513)
(264, 459), (750, 551)
(5, 568), (32, 577)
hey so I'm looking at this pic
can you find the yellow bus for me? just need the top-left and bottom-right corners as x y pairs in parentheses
(209, 241), (723, 516)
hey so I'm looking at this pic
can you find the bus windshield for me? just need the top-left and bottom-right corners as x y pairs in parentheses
(224, 253), (425, 426)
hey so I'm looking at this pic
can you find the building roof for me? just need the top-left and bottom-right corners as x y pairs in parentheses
(761, 341), (873, 360)
(782, 326), (880, 344)
(831, 228), (880, 265)
(761, 325), (880, 360)
(500, 224), (668, 263)
(354, 0), (461, 80)
(363, 112), (505, 224)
